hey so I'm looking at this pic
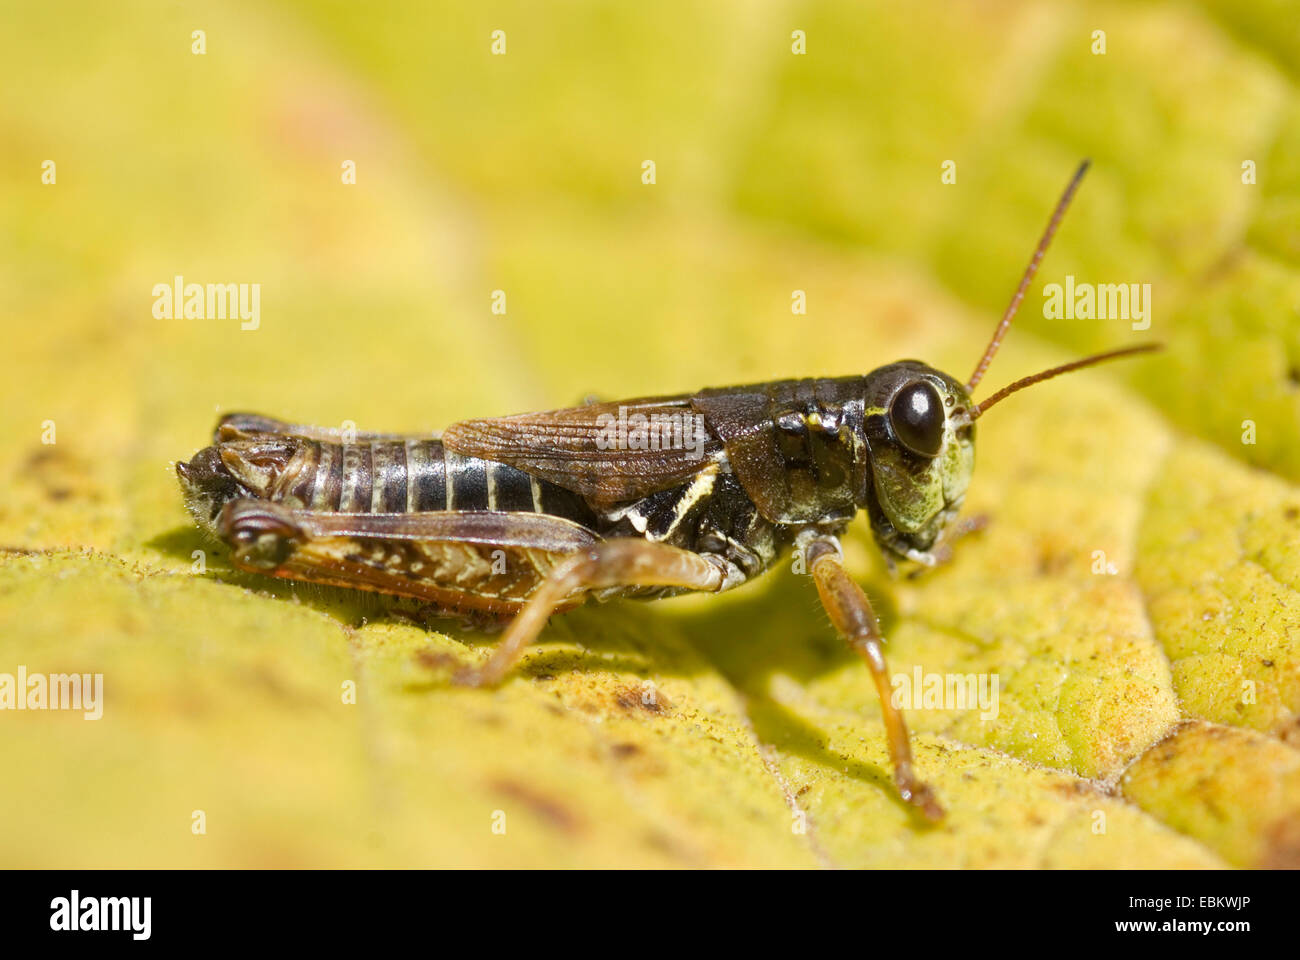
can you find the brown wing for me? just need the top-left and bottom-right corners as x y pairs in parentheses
(442, 395), (723, 505)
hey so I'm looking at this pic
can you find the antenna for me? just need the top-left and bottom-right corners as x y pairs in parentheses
(966, 159), (1091, 392)
(971, 343), (1160, 419)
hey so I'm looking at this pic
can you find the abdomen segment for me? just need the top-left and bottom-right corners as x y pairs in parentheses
(179, 421), (598, 530)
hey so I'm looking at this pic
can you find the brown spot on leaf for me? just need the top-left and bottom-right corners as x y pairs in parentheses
(25, 449), (60, 467)
(611, 742), (642, 759)
(1258, 815), (1300, 869)
(240, 664), (318, 707)
(1277, 716), (1300, 749)
(1033, 540), (1073, 576)
(1051, 780), (1100, 800)
(414, 649), (461, 671)
(490, 779), (582, 835)
(614, 684), (671, 714)
(22, 446), (97, 504)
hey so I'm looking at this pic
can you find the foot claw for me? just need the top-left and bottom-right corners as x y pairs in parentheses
(452, 663), (510, 688)
(901, 781), (945, 822)
(451, 666), (487, 688)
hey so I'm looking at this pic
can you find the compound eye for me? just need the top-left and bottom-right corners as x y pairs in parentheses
(889, 380), (945, 458)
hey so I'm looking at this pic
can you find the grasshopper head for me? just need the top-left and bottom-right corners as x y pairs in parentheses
(860, 361), (975, 564)
(861, 160), (1158, 566)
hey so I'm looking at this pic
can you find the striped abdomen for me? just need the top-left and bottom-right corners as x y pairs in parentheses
(219, 436), (599, 529)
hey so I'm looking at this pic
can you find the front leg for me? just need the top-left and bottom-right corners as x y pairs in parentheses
(911, 512), (989, 573)
(803, 534), (944, 822)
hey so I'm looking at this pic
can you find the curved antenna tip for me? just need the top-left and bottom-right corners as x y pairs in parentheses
(972, 342), (1161, 419)
(966, 162), (1093, 392)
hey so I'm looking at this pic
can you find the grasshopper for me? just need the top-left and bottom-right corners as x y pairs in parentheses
(177, 161), (1154, 820)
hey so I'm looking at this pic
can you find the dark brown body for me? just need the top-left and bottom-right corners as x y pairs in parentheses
(178, 366), (970, 621)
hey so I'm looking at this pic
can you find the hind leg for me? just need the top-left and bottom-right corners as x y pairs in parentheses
(453, 539), (727, 687)
(214, 499), (600, 619)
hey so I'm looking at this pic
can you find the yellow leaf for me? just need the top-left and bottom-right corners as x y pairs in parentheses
(1, 0), (1296, 868)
